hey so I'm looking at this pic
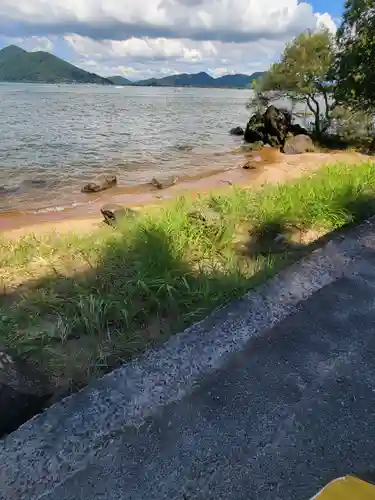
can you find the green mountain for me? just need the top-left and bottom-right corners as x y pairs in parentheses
(136, 71), (214, 87)
(0, 44), (26, 64)
(135, 71), (265, 88)
(108, 76), (133, 86)
(0, 45), (113, 85)
(0, 45), (265, 88)
(214, 72), (265, 88)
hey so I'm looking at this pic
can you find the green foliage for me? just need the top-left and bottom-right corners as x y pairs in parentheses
(2, 161), (375, 388)
(335, 0), (375, 112)
(254, 30), (336, 135)
(331, 106), (375, 145)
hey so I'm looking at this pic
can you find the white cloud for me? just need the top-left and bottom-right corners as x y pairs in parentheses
(0, 1), (333, 43)
(64, 35), (218, 62)
(0, 1), (337, 81)
(64, 35), (285, 79)
(315, 12), (338, 33)
(30, 36), (54, 52)
(6, 35), (54, 53)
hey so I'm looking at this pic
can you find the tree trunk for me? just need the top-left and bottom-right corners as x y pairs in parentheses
(307, 95), (322, 137)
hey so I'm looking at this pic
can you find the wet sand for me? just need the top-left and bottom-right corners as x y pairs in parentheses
(1, 150), (372, 239)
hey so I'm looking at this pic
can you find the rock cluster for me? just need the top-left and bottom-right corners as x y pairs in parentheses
(243, 105), (314, 154)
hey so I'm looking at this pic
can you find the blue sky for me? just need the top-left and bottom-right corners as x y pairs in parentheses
(311, 0), (344, 16)
(0, 1), (345, 80)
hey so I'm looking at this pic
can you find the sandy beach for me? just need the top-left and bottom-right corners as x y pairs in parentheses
(1, 150), (373, 239)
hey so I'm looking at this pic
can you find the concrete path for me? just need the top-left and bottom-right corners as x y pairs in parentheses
(2, 220), (375, 499)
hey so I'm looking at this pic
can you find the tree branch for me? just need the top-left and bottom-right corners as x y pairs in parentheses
(309, 93), (320, 116)
(306, 95), (317, 115)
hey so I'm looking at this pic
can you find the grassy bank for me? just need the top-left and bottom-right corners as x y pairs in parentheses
(1, 161), (375, 392)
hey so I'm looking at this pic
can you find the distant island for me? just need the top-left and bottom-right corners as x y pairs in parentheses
(0, 44), (265, 88)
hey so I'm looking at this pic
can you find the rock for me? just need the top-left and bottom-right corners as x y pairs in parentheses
(0, 351), (51, 437)
(244, 112), (266, 143)
(289, 123), (309, 136)
(0, 186), (17, 195)
(175, 144), (194, 152)
(230, 126), (244, 136)
(243, 161), (258, 170)
(282, 109), (293, 127)
(263, 105), (291, 146)
(244, 106), (309, 148)
(282, 134), (315, 154)
(81, 176), (117, 193)
(101, 204), (136, 227)
(151, 176), (179, 190)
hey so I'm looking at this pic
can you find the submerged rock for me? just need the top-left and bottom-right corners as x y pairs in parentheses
(175, 144), (194, 152)
(0, 351), (51, 437)
(151, 176), (179, 189)
(81, 175), (117, 193)
(101, 204), (136, 227)
(282, 134), (315, 154)
(230, 126), (244, 136)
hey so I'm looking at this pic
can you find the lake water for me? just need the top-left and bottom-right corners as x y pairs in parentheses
(0, 84), (252, 215)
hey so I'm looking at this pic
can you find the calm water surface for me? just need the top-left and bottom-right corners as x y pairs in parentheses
(0, 84), (251, 214)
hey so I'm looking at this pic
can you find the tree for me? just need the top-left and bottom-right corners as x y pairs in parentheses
(335, 0), (375, 112)
(253, 30), (335, 136)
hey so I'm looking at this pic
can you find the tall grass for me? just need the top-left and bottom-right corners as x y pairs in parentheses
(1, 161), (375, 391)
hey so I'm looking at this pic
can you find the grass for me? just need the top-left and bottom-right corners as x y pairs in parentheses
(1, 161), (375, 393)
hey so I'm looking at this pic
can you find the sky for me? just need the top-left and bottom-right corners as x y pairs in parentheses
(0, 0), (345, 81)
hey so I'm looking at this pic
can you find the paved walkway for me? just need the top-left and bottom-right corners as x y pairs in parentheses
(2, 220), (375, 499)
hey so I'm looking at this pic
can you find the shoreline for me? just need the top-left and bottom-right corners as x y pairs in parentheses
(1, 150), (373, 239)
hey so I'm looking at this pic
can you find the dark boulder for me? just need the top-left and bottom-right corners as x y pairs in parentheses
(151, 176), (179, 190)
(282, 109), (293, 126)
(101, 204), (136, 227)
(244, 112), (266, 143)
(244, 106), (311, 149)
(0, 351), (51, 437)
(282, 134), (315, 154)
(263, 105), (291, 145)
(230, 126), (244, 136)
(289, 123), (309, 136)
(81, 176), (117, 193)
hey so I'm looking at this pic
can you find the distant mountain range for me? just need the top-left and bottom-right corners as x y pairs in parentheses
(0, 45), (265, 88)
(109, 71), (265, 88)
(0, 45), (112, 85)
(108, 75), (133, 86)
